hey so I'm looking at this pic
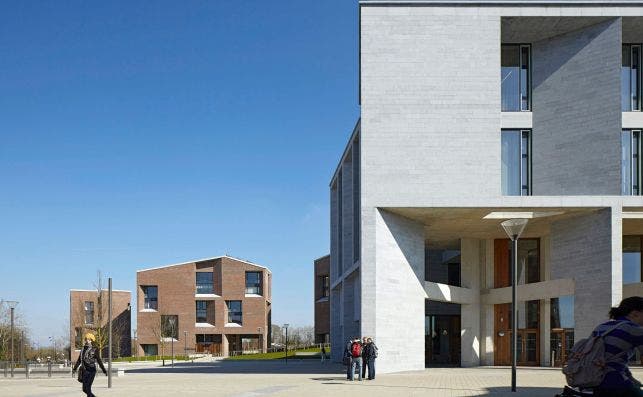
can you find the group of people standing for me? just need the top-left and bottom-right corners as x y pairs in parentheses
(343, 336), (377, 381)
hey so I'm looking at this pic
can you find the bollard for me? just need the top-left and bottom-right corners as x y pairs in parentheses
(47, 362), (52, 378)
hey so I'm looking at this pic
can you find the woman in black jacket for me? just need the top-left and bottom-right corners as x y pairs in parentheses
(73, 333), (107, 397)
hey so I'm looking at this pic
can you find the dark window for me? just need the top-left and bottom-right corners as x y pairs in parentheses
(502, 130), (531, 196)
(196, 334), (215, 343)
(623, 236), (642, 284)
(623, 44), (642, 112)
(142, 286), (158, 310)
(196, 301), (208, 323)
(426, 249), (461, 287)
(245, 272), (262, 295)
(226, 301), (242, 325)
(142, 344), (158, 356)
(551, 296), (575, 329)
(161, 315), (179, 339)
(502, 44), (531, 112)
(196, 272), (214, 294)
(84, 301), (94, 325)
(320, 275), (330, 298)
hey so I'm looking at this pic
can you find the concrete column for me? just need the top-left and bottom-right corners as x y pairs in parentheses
(540, 299), (551, 367)
(222, 334), (229, 357)
(373, 209), (426, 373)
(461, 238), (482, 367)
(481, 239), (495, 365)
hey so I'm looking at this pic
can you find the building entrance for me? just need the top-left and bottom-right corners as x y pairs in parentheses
(425, 313), (461, 366)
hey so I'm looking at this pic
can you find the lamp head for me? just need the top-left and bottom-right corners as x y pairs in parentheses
(501, 219), (529, 240)
(6, 300), (18, 310)
(283, 323), (289, 329)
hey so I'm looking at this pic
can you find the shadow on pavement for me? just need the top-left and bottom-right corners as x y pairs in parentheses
(126, 360), (344, 375)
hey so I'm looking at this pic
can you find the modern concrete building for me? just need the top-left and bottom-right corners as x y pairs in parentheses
(69, 289), (131, 362)
(314, 254), (331, 344)
(136, 256), (271, 357)
(330, 0), (643, 374)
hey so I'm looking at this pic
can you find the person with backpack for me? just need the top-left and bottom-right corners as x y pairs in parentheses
(73, 332), (107, 397)
(563, 297), (643, 397)
(349, 337), (363, 381)
(364, 337), (378, 380)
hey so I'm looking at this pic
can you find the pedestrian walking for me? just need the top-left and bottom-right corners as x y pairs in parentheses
(365, 337), (378, 380)
(72, 333), (107, 397)
(321, 345), (327, 363)
(349, 337), (363, 381)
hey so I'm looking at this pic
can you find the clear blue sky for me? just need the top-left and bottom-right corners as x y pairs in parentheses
(0, 0), (359, 346)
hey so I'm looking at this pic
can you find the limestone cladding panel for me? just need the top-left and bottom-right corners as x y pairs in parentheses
(532, 18), (622, 195)
(136, 257), (270, 356)
(70, 290), (131, 362)
(550, 208), (620, 341)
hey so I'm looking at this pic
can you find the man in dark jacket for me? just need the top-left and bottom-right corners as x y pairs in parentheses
(344, 338), (353, 380)
(364, 337), (378, 380)
(73, 333), (107, 397)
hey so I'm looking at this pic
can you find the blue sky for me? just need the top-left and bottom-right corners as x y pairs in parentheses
(0, 1), (359, 346)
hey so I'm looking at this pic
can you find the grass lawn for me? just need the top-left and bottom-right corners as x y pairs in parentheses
(224, 347), (323, 361)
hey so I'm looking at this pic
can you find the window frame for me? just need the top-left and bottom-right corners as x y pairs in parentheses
(142, 285), (158, 310)
(226, 300), (243, 325)
(632, 45), (642, 112)
(245, 271), (263, 295)
(623, 129), (642, 195)
(196, 272), (214, 295)
(84, 301), (94, 325)
(501, 44), (532, 112)
(501, 129), (532, 196)
(196, 301), (208, 323)
(320, 275), (330, 298)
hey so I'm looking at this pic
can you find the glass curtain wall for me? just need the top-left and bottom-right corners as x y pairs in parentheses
(502, 45), (531, 112)
(502, 130), (531, 196)
(623, 45), (642, 112)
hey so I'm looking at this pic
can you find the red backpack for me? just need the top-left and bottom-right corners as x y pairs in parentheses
(351, 342), (362, 358)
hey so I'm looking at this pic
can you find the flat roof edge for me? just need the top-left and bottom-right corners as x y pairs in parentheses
(360, 0), (643, 5)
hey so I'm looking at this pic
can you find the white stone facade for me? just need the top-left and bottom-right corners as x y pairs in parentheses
(330, 1), (643, 374)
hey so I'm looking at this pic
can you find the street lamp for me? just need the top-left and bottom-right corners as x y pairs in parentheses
(257, 327), (262, 354)
(283, 324), (289, 364)
(6, 301), (18, 378)
(184, 331), (187, 358)
(501, 218), (529, 393)
(168, 317), (176, 368)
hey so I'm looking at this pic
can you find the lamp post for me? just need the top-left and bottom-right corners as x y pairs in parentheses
(184, 331), (187, 358)
(49, 336), (56, 364)
(168, 317), (176, 368)
(501, 218), (529, 393)
(6, 301), (18, 377)
(283, 324), (289, 364)
(257, 327), (262, 354)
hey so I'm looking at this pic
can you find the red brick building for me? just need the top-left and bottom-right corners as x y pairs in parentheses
(136, 256), (271, 357)
(314, 255), (330, 344)
(69, 289), (132, 362)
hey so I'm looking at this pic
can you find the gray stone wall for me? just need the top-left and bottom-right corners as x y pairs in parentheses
(532, 18), (622, 195)
(550, 209), (621, 339)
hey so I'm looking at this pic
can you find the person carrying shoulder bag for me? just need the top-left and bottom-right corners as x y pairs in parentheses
(73, 333), (107, 397)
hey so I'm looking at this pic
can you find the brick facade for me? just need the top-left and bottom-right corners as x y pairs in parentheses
(136, 256), (271, 357)
(314, 255), (330, 344)
(69, 289), (132, 363)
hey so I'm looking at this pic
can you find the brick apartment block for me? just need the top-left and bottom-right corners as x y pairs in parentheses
(136, 256), (272, 357)
(313, 255), (330, 344)
(69, 289), (132, 363)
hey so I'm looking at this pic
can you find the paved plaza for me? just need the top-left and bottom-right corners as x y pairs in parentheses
(2, 359), (628, 397)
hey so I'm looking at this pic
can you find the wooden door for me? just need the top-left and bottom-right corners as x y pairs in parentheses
(494, 303), (511, 365)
